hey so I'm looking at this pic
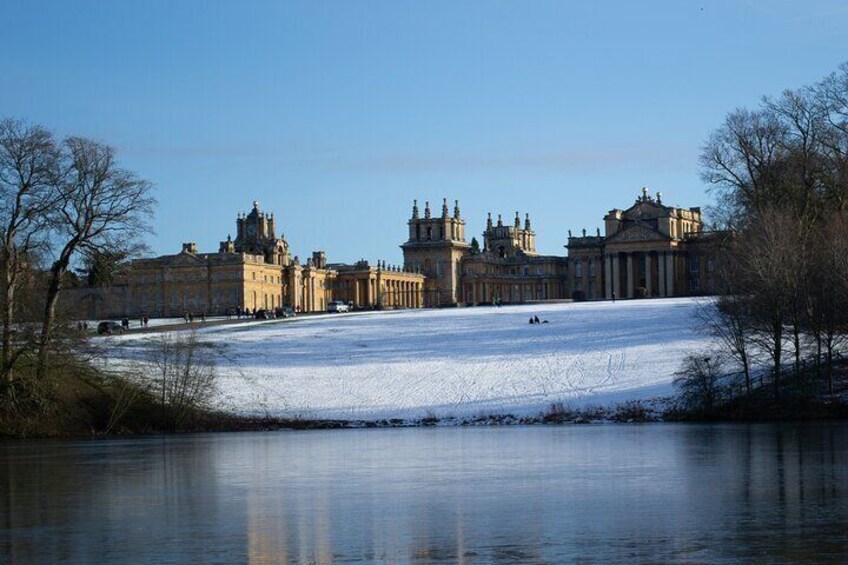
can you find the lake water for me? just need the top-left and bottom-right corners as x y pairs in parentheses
(2, 424), (847, 563)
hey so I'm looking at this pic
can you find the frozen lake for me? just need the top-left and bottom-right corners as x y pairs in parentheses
(3, 424), (848, 563)
(108, 297), (710, 420)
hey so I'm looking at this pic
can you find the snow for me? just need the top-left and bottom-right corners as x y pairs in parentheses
(106, 298), (712, 421)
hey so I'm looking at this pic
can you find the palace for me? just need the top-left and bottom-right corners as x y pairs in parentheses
(68, 189), (725, 319)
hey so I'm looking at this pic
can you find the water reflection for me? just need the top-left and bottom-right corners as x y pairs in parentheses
(2, 424), (847, 563)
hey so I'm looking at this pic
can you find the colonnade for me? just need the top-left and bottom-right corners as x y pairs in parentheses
(464, 280), (560, 304)
(603, 250), (677, 299)
(379, 278), (423, 308)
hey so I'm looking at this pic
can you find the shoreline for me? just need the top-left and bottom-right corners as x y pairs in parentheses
(7, 395), (846, 440)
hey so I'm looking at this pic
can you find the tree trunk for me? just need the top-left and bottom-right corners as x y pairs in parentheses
(1, 253), (18, 385)
(792, 321), (801, 376)
(825, 332), (835, 395)
(36, 250), (73, 380)
(772, 319), (783, 400)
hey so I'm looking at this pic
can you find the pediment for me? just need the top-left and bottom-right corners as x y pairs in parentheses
(163, 252), (207, 266)
(606, 222), (669, 244)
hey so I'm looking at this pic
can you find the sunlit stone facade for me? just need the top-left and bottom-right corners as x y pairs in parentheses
(70, 190), (723, 319)
(567, 188), (724, 300)
(403, 189), (726, 306)
(72, 201), (425, 318)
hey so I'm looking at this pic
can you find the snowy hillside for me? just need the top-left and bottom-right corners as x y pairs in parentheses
(108, 298), (711, 421)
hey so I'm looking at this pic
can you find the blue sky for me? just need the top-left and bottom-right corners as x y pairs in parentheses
(2, 1), (846, 263)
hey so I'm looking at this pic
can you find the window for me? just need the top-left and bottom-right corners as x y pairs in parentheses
(574, 259), (582, 278)
(588, 259), (596, 277)
(690, 277), (700, 293)
(689, 255), (700, 273)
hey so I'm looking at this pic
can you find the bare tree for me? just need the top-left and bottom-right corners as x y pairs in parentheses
(697, 295), (755, 395)
(674, 353), (727, 415)
(149, 330), (218, 430)
(806, 211), (848, 392)
(37, 137), (154, 379)
(0, 119), (60, 386)
(700, 107), (788, 228)
(699, 63), (848, 404)
(816, 62), (848, 211)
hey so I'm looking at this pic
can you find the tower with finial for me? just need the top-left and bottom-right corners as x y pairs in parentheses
(482, 209), (538, 259)
(401, 197), (470, 306)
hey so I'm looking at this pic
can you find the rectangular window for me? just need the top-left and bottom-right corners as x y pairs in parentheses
(690, 277), (700, 292)
(689, 256), (700, 273)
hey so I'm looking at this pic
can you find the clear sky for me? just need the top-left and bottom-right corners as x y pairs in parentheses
(2, 1), (846, 263)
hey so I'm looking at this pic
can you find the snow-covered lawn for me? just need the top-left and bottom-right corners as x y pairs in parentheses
(107, 297), (712, 421)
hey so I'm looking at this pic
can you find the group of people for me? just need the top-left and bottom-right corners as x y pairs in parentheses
(528, 315), (548, 325)
(182, 312), (206, 323)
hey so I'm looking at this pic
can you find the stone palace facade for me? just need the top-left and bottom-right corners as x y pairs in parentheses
(70, 189), (725, 319)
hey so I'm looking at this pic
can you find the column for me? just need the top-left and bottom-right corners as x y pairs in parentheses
(626, 253), (634, 298)
(612, 254), (621, 298)
(354, 277), (360, 307)
(645, 252), (652, 297)
(665, 252), (675, 296)
(604, 254), (613, 299)
(658, 252), (666, 297)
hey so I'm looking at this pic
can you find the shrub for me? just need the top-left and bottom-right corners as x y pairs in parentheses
(674, 353), (727, 415)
